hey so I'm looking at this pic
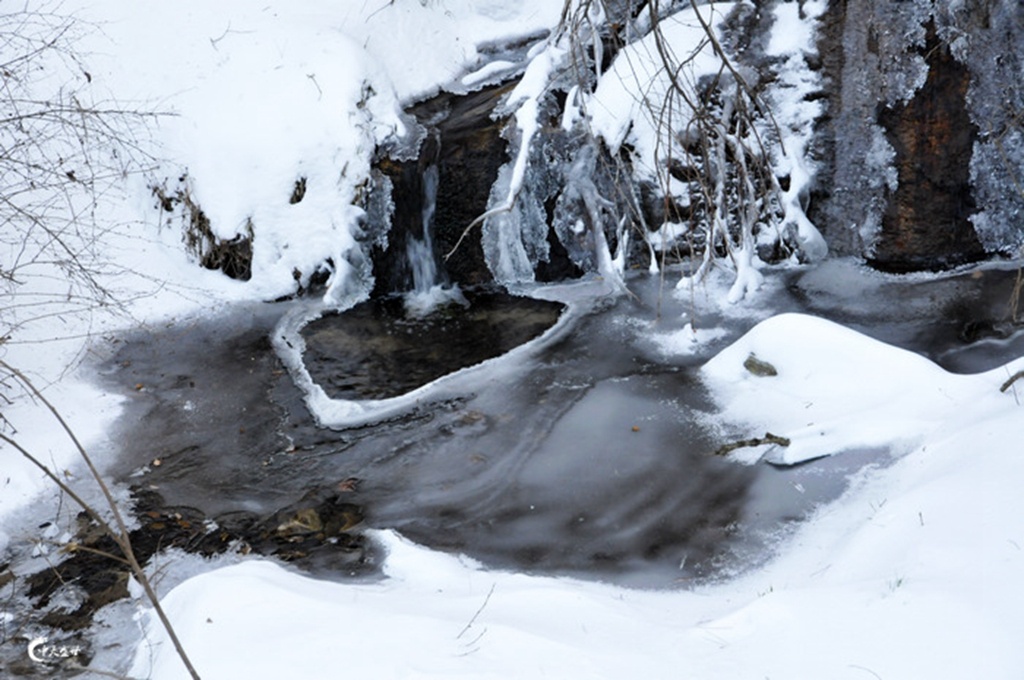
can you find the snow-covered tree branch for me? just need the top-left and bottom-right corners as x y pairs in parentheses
(464, 0), (828, 300)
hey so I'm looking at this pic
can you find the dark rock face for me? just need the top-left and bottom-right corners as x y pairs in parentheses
(816, 0), (1024, 271)
(153, 179), (254, 281)
(432, 86), (512, 287)
(371, 84), (514, 294)
(870, 22), (985, 272)
(372, 150), (439, 296)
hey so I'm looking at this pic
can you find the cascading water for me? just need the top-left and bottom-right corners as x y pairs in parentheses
(406, 164), (441, 294)
(403, 163), (468, 316)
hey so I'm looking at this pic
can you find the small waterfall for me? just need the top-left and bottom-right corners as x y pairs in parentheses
(406, 164), (441, 294)
(403, 163), (467, 316)
(369, 83), (516, 296)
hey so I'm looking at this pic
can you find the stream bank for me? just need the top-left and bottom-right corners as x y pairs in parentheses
(3, 260), (1022, 674)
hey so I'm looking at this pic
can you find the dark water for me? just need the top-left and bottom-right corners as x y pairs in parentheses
(302, 291), (563, 401)
(86, 261), (1024, 590)
(789, 260), (1024, 372)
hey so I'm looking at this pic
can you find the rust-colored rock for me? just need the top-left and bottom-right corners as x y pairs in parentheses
(870, 22), (986, 272)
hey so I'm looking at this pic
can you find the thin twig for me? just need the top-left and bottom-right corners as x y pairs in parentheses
(457, 583), (496, 640)
(848, 664), (884, 680)
(443, 202), (516, 261)
(1000, 370), (1024, 393)
(685, 0), (786, 152)
(714, 432), (790, 457)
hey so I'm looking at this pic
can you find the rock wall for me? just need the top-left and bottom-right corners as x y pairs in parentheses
(811, 0), (1024, 270)
(370, 1), (1024, 291)
(814, 0), (1024, 270)
(872, 19), (985, 271)
(370, 84), (514, 294)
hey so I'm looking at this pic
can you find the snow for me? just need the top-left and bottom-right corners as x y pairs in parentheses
(0, 378), (123, 520)
(130, 532), (691, 680)
(588, 4), (736, 179)
(67, 0), (564, 303)
(702, 313), (987, 465)
(3, 1), (1024, 679)
(462, 59), (518, 88)
(501, 40), (568, 213)
(766, 2), (819, 57)
(130, 313), (1024, 679)
(650, 323), (730, 356)
(764, 0), (829, 261)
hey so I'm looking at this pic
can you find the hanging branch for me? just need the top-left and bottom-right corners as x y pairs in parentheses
(684, 0), (786, 150)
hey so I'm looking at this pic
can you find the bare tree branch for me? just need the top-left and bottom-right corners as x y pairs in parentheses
(1, 4), (200, 677)
(0, 361), (203, 680)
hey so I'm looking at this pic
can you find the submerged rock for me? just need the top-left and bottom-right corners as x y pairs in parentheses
(301, 290), (563, 401)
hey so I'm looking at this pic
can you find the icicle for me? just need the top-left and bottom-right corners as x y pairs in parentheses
(727, 241), (764, 304)
(502, 42), (568, 210)
(444, 41), (567, 262)
(611, 215), (629, 278)
(778, 149), (828, 261)
(594, 216), (625, 291)
(561, 84), (582, 131)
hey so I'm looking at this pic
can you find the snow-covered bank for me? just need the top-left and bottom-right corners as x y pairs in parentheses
(132, 313), (1024, 680)
(67, 0), (565, 303)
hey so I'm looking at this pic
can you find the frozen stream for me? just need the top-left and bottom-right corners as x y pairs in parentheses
(90, 260), (1023, 590)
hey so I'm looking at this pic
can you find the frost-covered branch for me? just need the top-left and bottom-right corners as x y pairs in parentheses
(640, 0), (820, 298)
(443, 0), (828, 299)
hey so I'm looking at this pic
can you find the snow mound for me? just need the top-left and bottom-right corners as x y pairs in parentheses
(702, 313), (1012, 464)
